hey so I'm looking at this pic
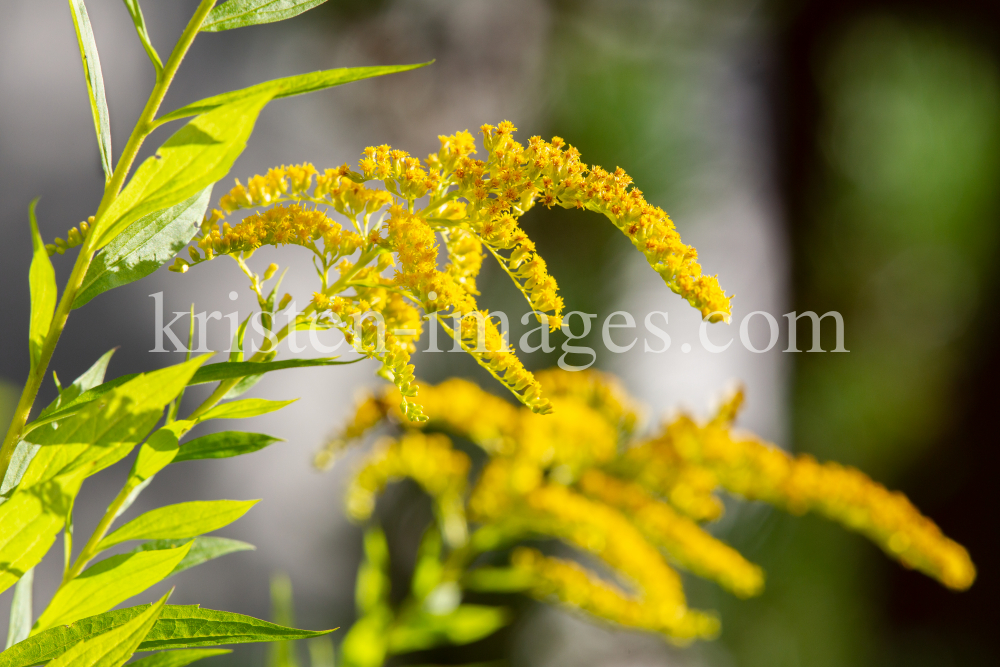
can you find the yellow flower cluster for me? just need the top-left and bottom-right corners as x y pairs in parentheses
(511, 548), (720, 642)
(175, 123), (730, 416)
(323, 368), (976, 645)
(661, 416), (976, 590)
(348, 432), (470, 547)
(578, 469), (763, 598)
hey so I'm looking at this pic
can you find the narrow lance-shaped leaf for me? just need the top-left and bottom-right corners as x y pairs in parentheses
(45, 590), (169, 667)
(155, 63), (431, 126)
(74, 187), (213, 308)
(32, 543), (191, 632)
(40, 349), (116, 418)
(0, 605), (334, 667)
(97, 500), (258, 551)
(28, 199), (56, 371)
(0, 442), (40, 500)
(5, 567), (33, 648)
(197, 398), (297, 422)
(128, 537), (255, 577)
(128, 649), (231, 667)
(32, 356), (356, 432)
(93, 90), (277, 249)
(129, 424), (187, 484)
(189, 357), (360, 385)
(172, 432), (281, 463)
(21, 356), (211, 489)
(121, 0), (162, 71)
(201, 0), (328, 32)
(0, 471), (87, 595)
(67, 0), (112, 180)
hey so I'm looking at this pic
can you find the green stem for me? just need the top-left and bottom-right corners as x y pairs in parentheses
(0, 0), (217, 482)
(187, 248), (381, 420)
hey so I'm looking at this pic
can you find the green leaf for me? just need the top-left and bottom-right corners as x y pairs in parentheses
(121, 0), (162, 71)
(21, 356), (210, 488)
(129, 537), (255, 576)
(0, 605), (333, 667)
(155, 63), (431, 125)
(98, 500), (258, 551)
(33, 543), (191, 632)
(197, 398), (296, 422)
(46, 590), (168, 667)
(140, 605), (335, 650)
(387, 605), (510, 654)
(67, 0), (112, 180)
(0, 471), (87, 595)
(189, 358), (358, 386)
(130, 425), (186, 483)
(94, 90), (277, 249)
(28, 199), (56, 371)
(173, 432), (281, 464)
(0, 442), (40, 499)
(5, 567), (33, 648)
(128, 649), (231, 667)
(74, 187), (213, 308)
(201, 0), (328, 32)
(40, 349), (117, 418)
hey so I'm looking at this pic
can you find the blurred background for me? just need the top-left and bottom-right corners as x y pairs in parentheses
(1, 0), (997, 665)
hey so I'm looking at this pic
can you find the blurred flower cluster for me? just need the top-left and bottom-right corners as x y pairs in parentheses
(318, 369), (975, 648)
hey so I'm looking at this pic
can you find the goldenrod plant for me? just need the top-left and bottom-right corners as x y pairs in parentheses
(0, 2), (975, 667)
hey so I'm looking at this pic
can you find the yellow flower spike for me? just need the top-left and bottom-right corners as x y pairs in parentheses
(661, 415), (976, 590)
(511, 547), (720, 643)
(534, 368), (642, 442)
(348, 432), (471, 546)
(579, 470), (764, 598)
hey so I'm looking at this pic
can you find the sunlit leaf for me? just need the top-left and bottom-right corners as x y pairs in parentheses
(129, 426), (183, 483)
(5, 567), (33, 648)
(40, 349), (116, 418)
(28, 199), (56, 371)
(33, 543), (191, 632)
(155, 63), (430, 125)
(201, 0), (328, 32)
(0, 605), (333, 667)
(128, 649), (231, 667)
(0, 471), (86, 595)
(121, 0), (162, 71)
(0, 442), (39, 500)
(21, 357), (210, 488)
(67, 0), (112, 179)
(129, 537), (255, 576)
(173, 432), (281, 463)
(94, 90), (276, 249)
(98, 500), (258, 551)
(189, 358), (358, 385)
(74, 187), (213, 308)
(45, 590), (168, 667)
(197, 398), (296, 422)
